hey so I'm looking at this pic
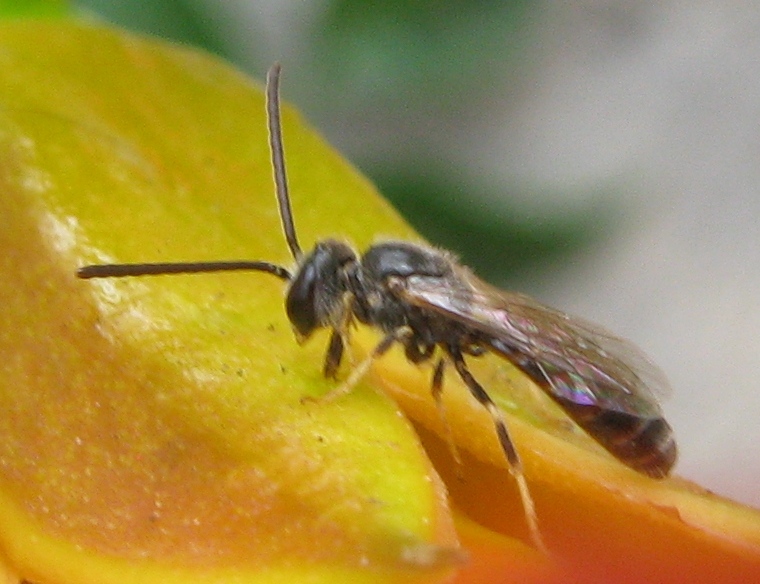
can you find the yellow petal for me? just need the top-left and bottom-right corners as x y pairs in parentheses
(0, 21), (458, 584)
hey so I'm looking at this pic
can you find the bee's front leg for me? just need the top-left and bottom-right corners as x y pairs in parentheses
(323, 329), (344, 379)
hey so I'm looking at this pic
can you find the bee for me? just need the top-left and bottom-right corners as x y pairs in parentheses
(78, 63), (676, 552)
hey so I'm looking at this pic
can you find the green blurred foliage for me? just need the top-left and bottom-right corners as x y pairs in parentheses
(0, 0), (68, 17)
(311, 0), (531, 107)
(373, 164), (614, 282)
(74, 0), (225, 52)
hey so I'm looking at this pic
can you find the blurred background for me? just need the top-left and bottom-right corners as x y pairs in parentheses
(13, 0), (760, 507)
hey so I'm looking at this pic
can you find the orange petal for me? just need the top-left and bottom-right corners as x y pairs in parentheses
(377, 354), (760, 582)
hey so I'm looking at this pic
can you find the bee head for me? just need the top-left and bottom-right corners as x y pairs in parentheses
(285, 239), (357, 341)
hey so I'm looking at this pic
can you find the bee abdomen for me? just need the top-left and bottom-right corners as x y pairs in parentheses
(551, 397), (677, 478)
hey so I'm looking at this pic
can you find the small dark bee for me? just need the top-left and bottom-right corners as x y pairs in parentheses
(78, 63), (676, 552)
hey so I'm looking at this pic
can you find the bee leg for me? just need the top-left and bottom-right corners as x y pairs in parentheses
(323, 296), (357, 379)
(446, 345), (548, 554)
(323, 329), (344, 379)
(430, 358), (462, 469)
(314, 327), (412, 404)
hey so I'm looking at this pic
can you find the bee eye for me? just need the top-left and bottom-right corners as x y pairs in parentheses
(286, 260), (320, 339)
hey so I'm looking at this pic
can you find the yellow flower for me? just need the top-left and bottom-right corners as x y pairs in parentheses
(0, 20), (758, 584)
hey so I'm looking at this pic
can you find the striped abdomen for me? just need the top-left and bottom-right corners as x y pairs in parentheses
(547, 396), (677, 478)
(493, 343), (677, 478)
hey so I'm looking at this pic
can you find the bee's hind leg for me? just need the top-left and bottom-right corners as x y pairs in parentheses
(445, 344), (548, 554)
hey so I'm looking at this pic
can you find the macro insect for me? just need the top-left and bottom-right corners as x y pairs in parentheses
(78, 63), (677, 552)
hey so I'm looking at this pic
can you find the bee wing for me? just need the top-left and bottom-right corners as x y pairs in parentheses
(397, 270), (671, 419)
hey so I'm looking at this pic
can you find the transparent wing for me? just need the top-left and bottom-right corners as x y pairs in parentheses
(396, 270), (671, 419)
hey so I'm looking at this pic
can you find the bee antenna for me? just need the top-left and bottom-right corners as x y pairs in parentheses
(266, 63), (302, 262)
(76, 65), (301, 283)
